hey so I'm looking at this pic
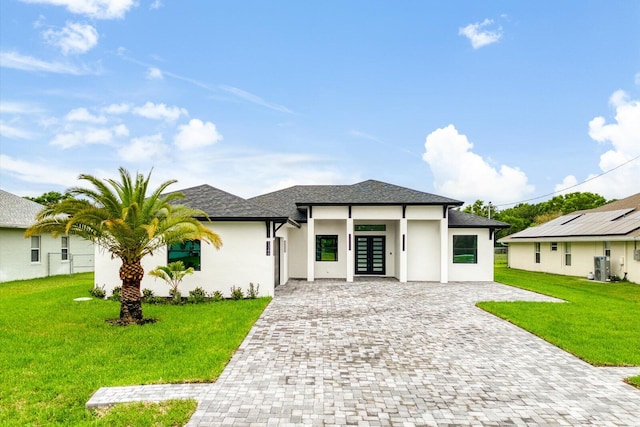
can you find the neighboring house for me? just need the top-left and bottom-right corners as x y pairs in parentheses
(94, 180), (509, 297)
(0, 189), (94, 283)
(499, 192), (640, 283)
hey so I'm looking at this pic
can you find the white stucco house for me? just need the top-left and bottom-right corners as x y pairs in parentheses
(0, 189), (94, 283)
(499, 192), (640, 283)
(94, 180), (509, 297)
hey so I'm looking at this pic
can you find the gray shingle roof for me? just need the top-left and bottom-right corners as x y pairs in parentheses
(448, 209), (510, 229)
(0, 189), (44, 228)
(249, 179), (463, 222)
(166, 184), (287, 220)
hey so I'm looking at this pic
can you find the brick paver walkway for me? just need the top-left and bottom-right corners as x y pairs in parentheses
(87, 280), (640, 426)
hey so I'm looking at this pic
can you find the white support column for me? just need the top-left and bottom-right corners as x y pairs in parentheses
(307, 218), (315, 282)
(399, 218), (408, 283)
(440, 217), (448, 283)
(346, 218), (354, 282)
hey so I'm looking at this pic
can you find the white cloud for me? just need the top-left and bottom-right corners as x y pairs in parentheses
(149, 0), (162, 10)
(50, 124), (128, 148)
(422, 124), (534, 205)
(118, 133), (168, 162)
(103, 102), (131, 114)
(20, 0), (136, 20)
(43, 22), (98, 55)
(65, 107), (107, 123)
(0, 50), (89, 74)
(459, 19), (503, 49)
(132, 102), (188, 121)
(174, 119), (222, 150)
(0, 154), (80, 187)
(556, 90), (640, 199)
(0, 120), (35, 139)
(0, 101), (44, 114)
(146, 67), (163, 80)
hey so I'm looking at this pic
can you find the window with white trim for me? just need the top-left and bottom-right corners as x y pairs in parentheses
(535, 242), (541, 264)
(61, 236), (69, 261)
(31, 236), (41, 263)
(564, 242), (572, 266)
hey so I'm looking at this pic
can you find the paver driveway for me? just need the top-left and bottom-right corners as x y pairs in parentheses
(89, 279), (640, 426)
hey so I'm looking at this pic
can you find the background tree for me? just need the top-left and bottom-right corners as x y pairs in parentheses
(25, 191), (72, 206)
(25, 167), (222, 325)
(460, 192), (612, 243)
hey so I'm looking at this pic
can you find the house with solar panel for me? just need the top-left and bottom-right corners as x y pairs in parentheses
(94, 180), (509, 297)
(0, 189), (94, 283)
(499, 192), (640, 283)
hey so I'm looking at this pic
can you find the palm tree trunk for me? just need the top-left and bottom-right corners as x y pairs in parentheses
(119, 261), (144, 324)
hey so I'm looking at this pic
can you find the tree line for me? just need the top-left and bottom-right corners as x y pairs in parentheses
(461, 192), (613, 241)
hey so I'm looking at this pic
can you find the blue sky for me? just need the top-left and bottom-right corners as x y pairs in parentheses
(1, 1), (639, 207)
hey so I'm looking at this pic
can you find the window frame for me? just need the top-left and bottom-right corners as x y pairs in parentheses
(551, 242), (558, 252)
(61, 236), (69, 262)
(316, 235), (338, 262)
(452, 234), (478, 264)
(31, 235), (41, 263)
(535, 242), (541, 264)
(167, 239), (202, 271)
(564, 242), (572, 266)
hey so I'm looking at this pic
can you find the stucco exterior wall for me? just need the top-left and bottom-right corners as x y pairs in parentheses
(94, 221), (276, 298)
(287, 225), (308, 279)
(448, 228), (495, 282)
(0, 228), (93, 283)
(507, 239), (640, 283)
(406, 220), (441, 281)
(314, 219), (347, 279)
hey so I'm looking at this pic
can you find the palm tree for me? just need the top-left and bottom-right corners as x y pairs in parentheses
(25, 167), (222, 325)
(149, 261), (194, 302)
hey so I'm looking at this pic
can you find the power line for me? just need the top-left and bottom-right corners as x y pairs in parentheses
(494, 153), (640, 208)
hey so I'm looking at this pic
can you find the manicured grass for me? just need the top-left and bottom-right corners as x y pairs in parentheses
(0, 273), (270, 426)
(479, 265), (640, 385)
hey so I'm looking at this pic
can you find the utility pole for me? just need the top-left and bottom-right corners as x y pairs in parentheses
(488, 201), (492, 219)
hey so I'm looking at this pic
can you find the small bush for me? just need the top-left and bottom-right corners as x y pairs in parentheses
(169, 289), (182, 305)
(230, 285), (244, 300)
(187, 287), (208, 304)
(142, 288), (162, 305)
(246, 282), (260, 299)
(211, 290), (224, 302)
(109, 286), (122, 302)
(89, 284), (106, 299)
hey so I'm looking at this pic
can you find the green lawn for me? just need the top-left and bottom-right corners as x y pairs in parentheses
(480, 265), (640, 387)
(0, 273), (270, 426)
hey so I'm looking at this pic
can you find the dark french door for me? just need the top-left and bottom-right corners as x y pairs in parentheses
(355, 236), (385, 275)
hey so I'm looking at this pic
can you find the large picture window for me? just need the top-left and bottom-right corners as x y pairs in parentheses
(168, 240), (201, 271)
(453, 235), (477, 264)
(316, 235), (338, 261)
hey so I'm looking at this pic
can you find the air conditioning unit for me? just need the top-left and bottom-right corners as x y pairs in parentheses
(634, 249), (640, 261)
(593, 256), (610, 281)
